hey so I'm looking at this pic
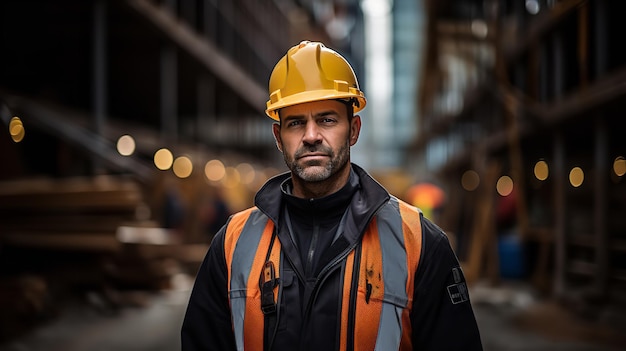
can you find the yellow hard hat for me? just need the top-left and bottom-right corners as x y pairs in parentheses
(265, 41), (367, 120)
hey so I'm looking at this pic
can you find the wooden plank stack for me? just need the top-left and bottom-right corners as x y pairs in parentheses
(0, 175), (208, 342)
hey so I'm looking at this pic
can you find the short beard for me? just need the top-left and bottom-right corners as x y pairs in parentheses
(284, 142), (350, 182)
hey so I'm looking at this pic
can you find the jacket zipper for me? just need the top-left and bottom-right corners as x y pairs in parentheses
(288, 197), (390, 350)
(306, 224), (319, 275)
(296, 235), (357, 351)
(301, 198), (387, 316)
(302, 240), (357, 318)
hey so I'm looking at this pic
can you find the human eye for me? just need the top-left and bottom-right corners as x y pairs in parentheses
(286, 119), (304, 127)
(319, 117), (337, 125)
(315, 111), (340, 125)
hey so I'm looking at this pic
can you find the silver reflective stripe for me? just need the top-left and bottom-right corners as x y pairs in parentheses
(374, 197), (409, 351)
(229, 209), (269, 351)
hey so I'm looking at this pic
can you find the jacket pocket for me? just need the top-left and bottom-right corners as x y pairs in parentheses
(276, 270), (298, 332)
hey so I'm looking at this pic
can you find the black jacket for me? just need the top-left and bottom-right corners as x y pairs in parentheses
(181, 164), (483, 350)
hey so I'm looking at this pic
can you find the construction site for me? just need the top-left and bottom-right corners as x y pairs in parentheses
(1, 0), (625, 350)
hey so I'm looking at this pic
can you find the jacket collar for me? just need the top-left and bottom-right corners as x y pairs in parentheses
(254, 163), (390, 237)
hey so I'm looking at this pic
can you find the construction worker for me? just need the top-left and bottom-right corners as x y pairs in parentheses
(181, 41), (483, 350)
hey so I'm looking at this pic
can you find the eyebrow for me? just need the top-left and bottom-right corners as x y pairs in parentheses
(282, 110), (340, 122)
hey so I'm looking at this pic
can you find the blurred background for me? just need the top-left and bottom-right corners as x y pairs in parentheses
(0, 0), (625, 350)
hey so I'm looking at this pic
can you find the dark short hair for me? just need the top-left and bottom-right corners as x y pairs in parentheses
(340, 99), (355, 120)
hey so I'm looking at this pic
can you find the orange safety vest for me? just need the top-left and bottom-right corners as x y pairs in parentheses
(223, 197), (423, 351)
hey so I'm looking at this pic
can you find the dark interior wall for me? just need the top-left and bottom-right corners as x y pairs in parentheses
(0, 1), (93, 110)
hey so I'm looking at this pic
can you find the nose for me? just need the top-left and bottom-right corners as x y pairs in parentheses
(302, 121), (322, 146)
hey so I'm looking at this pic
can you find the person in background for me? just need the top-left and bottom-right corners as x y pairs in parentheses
(181, 41), (483, 351)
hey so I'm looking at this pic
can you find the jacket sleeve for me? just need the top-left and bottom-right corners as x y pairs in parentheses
(181, 223), (237, 351)
(410, 217), (483, 351)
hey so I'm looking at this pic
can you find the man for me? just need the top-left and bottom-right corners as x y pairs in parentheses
(181, 41), (483, 351)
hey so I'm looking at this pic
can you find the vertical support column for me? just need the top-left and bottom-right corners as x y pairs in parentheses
(180, 0), (201, 143)
(577, 2), (589, 88)
(593, 0), (608, 78)
(161, 0), (178, 142)
(594, 119), (608, 297)
(553, 131), (566, 298)
(593, 0), (608, 298)
(538, 39), (550, 103)
(552, 26), (564, 102)
(92, 0), (107, 174)
(180, 0), (196, 28)
(552, 25), (566, 298)
(198, 0), (218, 144)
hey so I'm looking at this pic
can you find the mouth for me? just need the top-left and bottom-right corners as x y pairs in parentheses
(298, 153), (328, 160)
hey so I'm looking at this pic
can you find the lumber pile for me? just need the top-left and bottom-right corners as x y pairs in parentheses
(0, 175), (208, 342)
(0, 175), (142, 253)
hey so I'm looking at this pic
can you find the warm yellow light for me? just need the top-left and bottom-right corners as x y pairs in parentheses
(534, 160), (549, 181)
(614, 156), (626, 177)
(236, 163), (256, 185)
(461, 170), (480, 191)
(9, 116), (25, 142)
(173, 156), (193, 178)
(154, 148), (174, 170)
(9, 117), (22, 134)
(116, 134), (136, 156)
(205, 159), (226, 182)
(10, 125), (25, 142)
(221, 167), (241, 188)
(496, 176), (514, 196)
(10, 124), (22, 136)
(569, 167), (584, 187)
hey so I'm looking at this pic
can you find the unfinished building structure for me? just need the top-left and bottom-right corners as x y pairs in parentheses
(412, 0), (626, 318)
(0, 0), (364, 341)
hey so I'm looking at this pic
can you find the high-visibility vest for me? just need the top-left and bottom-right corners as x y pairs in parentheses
(223, 197), (423, 351)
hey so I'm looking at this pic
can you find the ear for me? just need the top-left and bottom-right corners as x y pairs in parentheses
(349, 115), (361, 146)
(272, 122), (283, 152)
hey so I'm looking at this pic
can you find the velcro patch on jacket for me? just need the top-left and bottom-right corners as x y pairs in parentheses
(447, 267), (469, 304)
(447, 282), (469, 304)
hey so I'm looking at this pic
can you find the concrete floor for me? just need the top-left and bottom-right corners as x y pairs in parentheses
(0, 278), (624, 351)
(471, 282), (626, 351)
(0, 289), (188, 351)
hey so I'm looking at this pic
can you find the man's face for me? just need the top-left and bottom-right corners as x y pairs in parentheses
(272, 100), (361, 182)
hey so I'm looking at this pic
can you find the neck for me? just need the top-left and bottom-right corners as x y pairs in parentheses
(291, 163), (352, 199)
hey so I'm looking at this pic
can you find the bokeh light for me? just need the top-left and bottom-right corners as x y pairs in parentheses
(221, 167), (241, 188)
(205, 159), (226, 182)
(614, 156), (626, 177)
(154, 148), (174, 170)
(534, 160), (549, 181)
(116, 134), (136, 156)
(525, 0), (540, 15)
(236, 162), (256, 185)
(9, 116), (25, 143)
(569, 167), (584, 187)
(173, 156), (193, 178)
(496, 175), (514, 196)
(461, 170), (480, 191)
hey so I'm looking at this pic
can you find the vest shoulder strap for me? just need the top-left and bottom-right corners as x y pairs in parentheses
(348, 196), (423, 351)
(223, 207), (278, 351)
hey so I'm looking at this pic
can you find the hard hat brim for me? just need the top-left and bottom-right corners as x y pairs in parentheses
(265, 90), (366, 121)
